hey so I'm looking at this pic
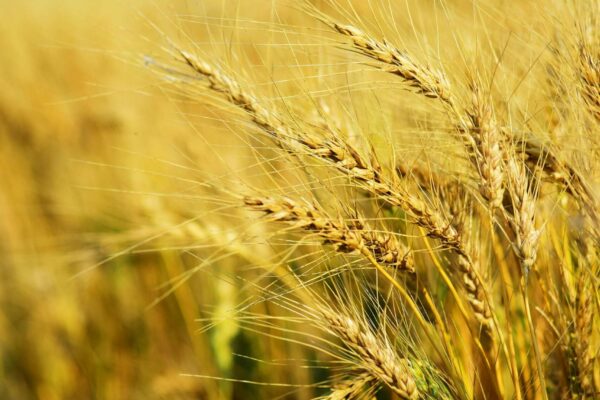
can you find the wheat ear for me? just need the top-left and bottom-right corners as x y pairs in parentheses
(504, 154), (540, 275)
(319, 308), (419, 399)
(463, 83), (505, 211)
(327, 22), (452, 104)
(503, 142), (548, 398)
(578, 42), (600, 122)
(244, 196), (413, 271)
(517, 136), (600, 241)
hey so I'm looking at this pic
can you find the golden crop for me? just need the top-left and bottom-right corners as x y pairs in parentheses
(1, 1), (598, 399)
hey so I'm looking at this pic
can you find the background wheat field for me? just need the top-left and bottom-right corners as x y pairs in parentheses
(1, 1), (599, 399)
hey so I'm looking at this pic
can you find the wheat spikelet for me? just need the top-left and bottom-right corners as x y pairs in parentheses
(177, 49), (380, 181)
(502, 136), (548, 397)
(395, 165), (493, 335)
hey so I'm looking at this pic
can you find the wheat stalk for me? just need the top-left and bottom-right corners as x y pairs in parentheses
(574, 268), (595, 397)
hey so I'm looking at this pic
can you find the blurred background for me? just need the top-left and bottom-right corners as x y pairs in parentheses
(0, 1), (235, 398)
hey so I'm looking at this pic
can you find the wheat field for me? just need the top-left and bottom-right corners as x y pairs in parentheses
(1, 0), (599, 399)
